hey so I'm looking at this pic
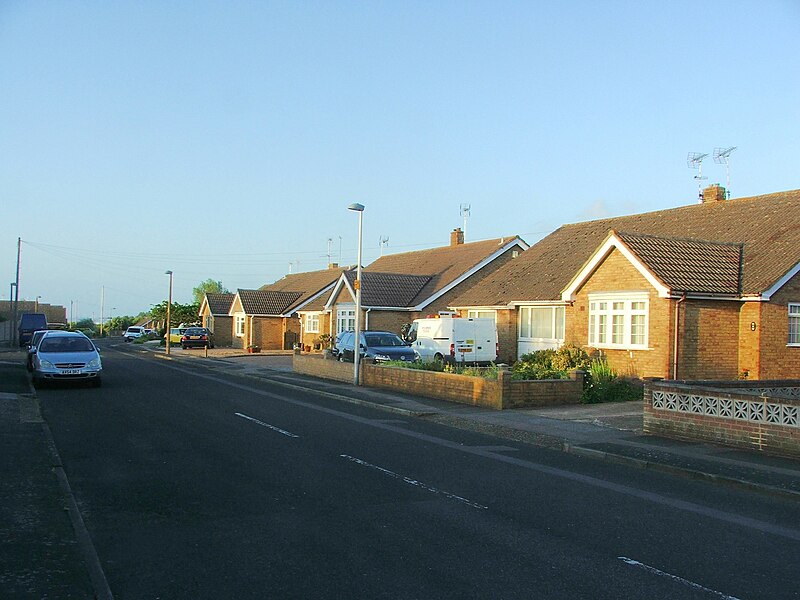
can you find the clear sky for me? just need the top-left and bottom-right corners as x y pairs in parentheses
(2, 1), (799, 321)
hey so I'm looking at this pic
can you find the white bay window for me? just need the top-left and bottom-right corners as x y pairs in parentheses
(588, 293), (648, 349)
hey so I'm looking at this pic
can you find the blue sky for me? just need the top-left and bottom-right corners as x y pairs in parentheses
(2, 1), (799, 321)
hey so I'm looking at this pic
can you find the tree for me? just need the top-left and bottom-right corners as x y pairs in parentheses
(150, 300), (200, 329)
(192, 279), (229, 304)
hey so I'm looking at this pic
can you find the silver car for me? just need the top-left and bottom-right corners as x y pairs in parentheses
(31, 331), (103, 388)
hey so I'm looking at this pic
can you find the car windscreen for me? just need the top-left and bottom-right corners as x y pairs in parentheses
(364, 333), (405, 347)
(184, 328), (205, 335)
(39, 337), (96, 353)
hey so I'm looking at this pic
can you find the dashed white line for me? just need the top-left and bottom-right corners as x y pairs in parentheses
(235, 412), (299, 438)
(341, 454), (487, 510)
(618, 556), (742, 600)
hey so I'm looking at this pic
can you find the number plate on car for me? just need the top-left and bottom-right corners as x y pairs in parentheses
(61, 369), (81, 375)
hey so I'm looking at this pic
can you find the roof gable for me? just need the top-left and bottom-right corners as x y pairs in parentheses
(259, 266), (350, 313)
(562, 231), (743, 300)
(344, 271), (432, 307)
(235, 289), (304, 316)
(202, 292), (235, 316)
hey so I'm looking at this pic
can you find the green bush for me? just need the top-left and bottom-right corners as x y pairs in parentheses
(383, 360), (445, 372)
(511, 345), (591, 380)
(581, 358), (643, 404)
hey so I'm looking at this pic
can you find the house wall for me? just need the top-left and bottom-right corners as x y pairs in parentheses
(679, 300), (740, 380)
(738, 301), (761, 378)
(759, 272), (800, 379)
(565, 248), (673, 378)
(211, 316), (233, 347)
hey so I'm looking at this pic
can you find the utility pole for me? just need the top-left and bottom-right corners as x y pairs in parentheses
(100, 286), (105, 337)
(12, 237), (20, 346)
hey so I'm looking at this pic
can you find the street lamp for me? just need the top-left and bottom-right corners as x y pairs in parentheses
(347, 203), (364, 386)
(165, 270), (173, 355)
(8, 283), (16, 346)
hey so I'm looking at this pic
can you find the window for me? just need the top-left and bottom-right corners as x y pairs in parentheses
(305, 313), (320, 333)
(789, 303), (800, 346)
(337, 307), (356, 333)
(588, 294), (648, 349)
(467, 309), (496, 321)
(235, 314), (245, 337)
(518, 306), (565, 341)
(205, 314), (214, 333)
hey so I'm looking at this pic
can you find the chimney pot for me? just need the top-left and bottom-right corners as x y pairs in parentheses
(450, 228), (465, 246)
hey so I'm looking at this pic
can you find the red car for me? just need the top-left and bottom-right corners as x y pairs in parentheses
(180, 327), (215, 349)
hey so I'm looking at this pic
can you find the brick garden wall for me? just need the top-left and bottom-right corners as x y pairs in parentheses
(644, 379), (800, 458)
(292, 353), (584, 409)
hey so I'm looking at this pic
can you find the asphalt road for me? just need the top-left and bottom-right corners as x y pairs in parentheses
(38, 345), (800, 599)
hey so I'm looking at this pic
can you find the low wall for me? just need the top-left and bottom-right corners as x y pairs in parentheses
(644, 379), (800, 458)
(292, 353), (584, 409)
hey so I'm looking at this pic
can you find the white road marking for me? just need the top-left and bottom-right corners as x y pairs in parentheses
(341, 454), (487, 510)
(235, 412), (299, 438)
(618, 556), (742, 600)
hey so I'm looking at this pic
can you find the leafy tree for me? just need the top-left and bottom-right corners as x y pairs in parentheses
(192, 279), (229, 304)
(150, 300), (200, 328)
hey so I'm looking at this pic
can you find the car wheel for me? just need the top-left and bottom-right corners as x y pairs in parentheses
(181, 344), (187, 350)
(433, 353), (444, 364)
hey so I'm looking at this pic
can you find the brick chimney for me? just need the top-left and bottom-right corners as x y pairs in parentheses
(328, 263), (339, 270)
(702, 184), (727, 203)
(450, 228), (465, 246)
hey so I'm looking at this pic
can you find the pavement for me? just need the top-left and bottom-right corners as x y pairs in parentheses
(1, 342), (798, 593)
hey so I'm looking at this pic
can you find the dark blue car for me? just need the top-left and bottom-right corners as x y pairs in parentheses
(335, 331), (418, 364)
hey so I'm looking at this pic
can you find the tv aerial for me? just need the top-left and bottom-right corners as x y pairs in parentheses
(459, 203), (471, 240)
(687, 152), (709, 202)
(713, 146), (737, 198)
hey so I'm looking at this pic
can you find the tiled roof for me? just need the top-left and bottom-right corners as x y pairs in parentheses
(237, 289), (303, 315)
(362, 236), (524, 306)
(205, 293), (235, 316)
(617, 232), (743, 295)
(259, 266), (350, 312)
(452, 189), (800, 305)
(343, 271), (432, 307)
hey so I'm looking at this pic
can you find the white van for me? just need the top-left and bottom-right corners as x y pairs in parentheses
(406, 315), (497, 364)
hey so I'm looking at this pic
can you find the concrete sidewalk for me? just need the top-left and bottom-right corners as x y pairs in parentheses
(0, 352), (95, 596)
(142, 344), (800, 501)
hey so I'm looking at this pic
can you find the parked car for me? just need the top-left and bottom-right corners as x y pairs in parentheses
(26, 329), (52, 371)
(165, 327), (189, 344)
(335, 330), (418, 364)
(18, 313), (48, 347)
(31, 331), (103, 388)
(123, 326), (146, 342)
(180, 327), (214, 349)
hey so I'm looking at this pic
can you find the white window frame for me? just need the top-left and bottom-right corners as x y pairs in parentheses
(205, 314), (214, 333)
(789, 303), (800, 346)
(337, 306), (356, 334)
(467, 309), (497, 321)
(518, 306), (565, 344)
(305, 313), (320, 334)
(588, 292), (649, 350)
(235, 313), (246, 337)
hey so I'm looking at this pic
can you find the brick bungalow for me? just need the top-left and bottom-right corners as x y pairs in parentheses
(228, 265), (348, 350)
(198, 292), (235, 347)
(323, 228), (528, 340)
(450, 185), (800, 379)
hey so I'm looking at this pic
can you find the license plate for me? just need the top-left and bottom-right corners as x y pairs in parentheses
(61, 369), (81, 375)
(189, 336), (200, 340)
(456, 347), (473, 353)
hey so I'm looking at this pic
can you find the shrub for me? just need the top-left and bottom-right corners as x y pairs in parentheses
(511, 345), (591, 380)
(581, 358), (643, 404)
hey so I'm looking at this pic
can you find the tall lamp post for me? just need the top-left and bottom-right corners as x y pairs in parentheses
(9, 283), (16, 346)
(347, 203), (364, 386)
(165, 270), (173, 355)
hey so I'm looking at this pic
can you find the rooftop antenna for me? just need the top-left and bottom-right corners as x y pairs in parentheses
(326, 238), (333, 264)
(713, 146), (737, 199)
(379, 236), (389, 256)
(687, 152), (709, 203)
(459, 203), (471, 240)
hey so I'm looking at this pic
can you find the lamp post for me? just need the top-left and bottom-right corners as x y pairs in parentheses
(165, 270), (173, 355)
(347, 203), (364, 385)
